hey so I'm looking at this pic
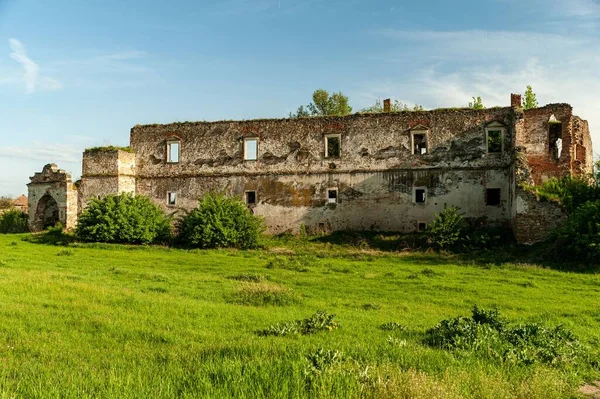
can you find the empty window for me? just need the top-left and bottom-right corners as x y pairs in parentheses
(486, 129), (502, 153)
(327, 189), (338, 204)
(245, 191), (256, 205)
(417, 221), (427, 232)
(412, 132), (428, 155)
(415, 188), (426, 203)
(549, 123), (562, 160)
(325, 135), (341, 158)
(244, 138), (258, 161)
(167, 192), (177, 205)
(167, 140), (180, 163)
(486, 188), (501, 206)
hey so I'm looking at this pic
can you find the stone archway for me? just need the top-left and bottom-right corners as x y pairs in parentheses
(35, 194), (59, 230)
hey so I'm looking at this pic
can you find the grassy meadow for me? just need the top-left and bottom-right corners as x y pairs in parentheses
(0, 233), (598, 398)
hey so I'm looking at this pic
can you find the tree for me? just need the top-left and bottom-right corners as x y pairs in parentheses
(290, 89), (352, 117)
(0, 197), (13, 210)
(360, 99), (424, 113)
(522, 85), (538, 110)
(468, 96), (485, 110)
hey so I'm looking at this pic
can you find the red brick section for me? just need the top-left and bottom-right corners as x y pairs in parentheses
(511, 93), (522, 108)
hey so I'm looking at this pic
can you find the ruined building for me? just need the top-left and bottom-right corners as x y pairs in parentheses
(27, 94), (593, 244)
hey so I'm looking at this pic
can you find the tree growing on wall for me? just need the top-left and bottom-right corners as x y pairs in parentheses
(468, 96), (485, 110)
(522, 85), (539, 110)
(290, 89), (352, 117)
(360, 99), (424, 113)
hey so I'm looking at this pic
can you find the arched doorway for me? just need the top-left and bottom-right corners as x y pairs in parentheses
(35, 194), (59, 230)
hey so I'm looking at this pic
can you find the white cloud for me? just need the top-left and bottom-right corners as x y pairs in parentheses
(361, 29), (600, 149)
(0, 141), (82, 164)
(8, 38), (62, 94)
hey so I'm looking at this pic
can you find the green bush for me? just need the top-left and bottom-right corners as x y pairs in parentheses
(256, 311), (339, 337)
(552, 200), (600, 265)
(0, 209), (29, 234)
(426, 206), (467, 250)
(530, 175), (600, 213)
(76, 194), (171, 245)
(176, 193), (263, 249)
(424, 306), (587, 367)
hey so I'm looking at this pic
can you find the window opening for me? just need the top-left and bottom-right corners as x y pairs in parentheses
(549, 124), (562, 160)
(167, 192), (177, 205)
(244, 138), (258, 161)
(487, 130), (502, 153)
(327, 189), (338, 204)
(245, 191), (256, 205)
(415, 188), (426, 204)
(417, 222), (427, 232)
(412, 133), (428, 155)
(167, 140), (180, 163)
(325, 135), (341, 158)
(486, 189), (501, 206)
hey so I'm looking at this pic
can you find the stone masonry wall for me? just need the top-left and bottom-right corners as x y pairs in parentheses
(514, 188), (567, 244)
(131, 108), (519, 233)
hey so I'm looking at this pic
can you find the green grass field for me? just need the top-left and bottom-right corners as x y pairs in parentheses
(0, 233), (598, 398)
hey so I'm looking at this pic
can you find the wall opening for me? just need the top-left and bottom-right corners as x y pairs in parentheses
(549, 123), (562, 160)
(414, 188), (426, 203)
(245, 191), (257, 205)
(417, 221), (427, 232)
(325, 135), (341, 158)
(167, 192), (177, 206)
(327, 188), (338, 204)
(35, 194), (59, 230)
(167, 140), (180, 163)
(412, 133), (428, 155)
(486, 129), (503, 153)
(486, 188), (501, 206)
(244, 138), (258, 161)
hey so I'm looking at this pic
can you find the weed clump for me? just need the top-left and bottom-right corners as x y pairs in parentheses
(424, 306), (587, 367)
(380, 322), (406, 331)
(265, 255), (316, 272)
(229, 282), (298, 306)
(256, 311), (339, 337)
(227, 273), (270, 282)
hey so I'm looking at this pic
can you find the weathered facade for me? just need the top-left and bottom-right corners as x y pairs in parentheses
(28, 94), (593, 243)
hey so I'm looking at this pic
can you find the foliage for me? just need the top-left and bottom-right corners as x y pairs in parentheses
(360, 98), (424, 113)
(528, 175), (600, 213)
(256, 310), (339, 337)
(522, 85), (539, 110)
(468, 96), (485, 109)
(0, 209), (29, 234)
(176, 193), (263, 249)
(552, 200), (600, 265)
(425, 306), (587, 367)
(0, 196), (14, 210)
(379, 322), (406, 331)
(426, 207), (467, 250)
(228, 282), (299, 306)
(84, 146), (133, 153)
(290, 89), (352, 117)
(76, 193), (172, 245)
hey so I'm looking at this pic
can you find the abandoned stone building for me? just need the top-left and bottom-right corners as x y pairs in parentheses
(27, 94), (593, 244)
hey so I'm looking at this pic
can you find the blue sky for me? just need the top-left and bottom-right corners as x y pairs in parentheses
(0, 0), (599, 196)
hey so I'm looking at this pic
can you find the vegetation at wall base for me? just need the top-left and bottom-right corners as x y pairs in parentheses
(0, 209), (29, 234)
(0, 233), (598, 398)
(75, 193), (172, 245)
(176, 193), (264, 249)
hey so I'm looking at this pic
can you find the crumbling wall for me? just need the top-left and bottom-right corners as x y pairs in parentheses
(514, 188), (567, 244)
(131, 108), (518, 233)
(79, 149), (136, 209)
(520, 104), (592, 184)
(27, 164), (78, 231)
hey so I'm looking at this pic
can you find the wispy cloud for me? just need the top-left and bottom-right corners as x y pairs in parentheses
(8, 38), (62, 94)
(361, 29), (600, 145)
(0, 141), (81, 163)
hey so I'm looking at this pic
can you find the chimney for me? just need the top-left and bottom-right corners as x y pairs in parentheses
(383, 98), (391, 112)
(511, 93), (522, 108)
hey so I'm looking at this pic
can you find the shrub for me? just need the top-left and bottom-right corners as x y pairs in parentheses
(529, 175), (600, 213)
(76, 194), (171, 245)
(176, 193), (263, 249)
(424, 306), (587, 367)
(379, 322), (406, 331)
(552, 200), (600, 265)
(256, 311), (339, 337)
(426, 206), (467, 250)
(0, 209), (29, 234)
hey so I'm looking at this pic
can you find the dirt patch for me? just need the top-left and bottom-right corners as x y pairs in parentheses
(580, 381), (600, 398)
